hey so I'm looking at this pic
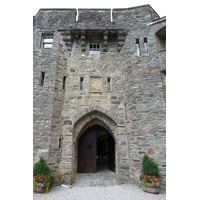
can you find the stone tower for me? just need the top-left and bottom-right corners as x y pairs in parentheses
(33, 5), (166, 191)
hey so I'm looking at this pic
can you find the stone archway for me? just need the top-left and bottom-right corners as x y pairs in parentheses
(60, 106), (130, 185)
(72, 109), (119, 183)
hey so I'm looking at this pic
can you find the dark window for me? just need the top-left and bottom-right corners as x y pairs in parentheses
(107, 78), (111, 91)
(144, 37), (149, 56)
(63, 76), (66, 90)
(136, 39), (141, 57)
(90, 43), (100, 54)
(156, 26), (166, 52)
(80, 77), (84, 90)
(90, 43), (100, 51)
(59, 138), (63, 148)
(40, 72), (45, 87)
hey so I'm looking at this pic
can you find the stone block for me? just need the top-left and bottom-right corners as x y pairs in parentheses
(64, 120), (73, 125)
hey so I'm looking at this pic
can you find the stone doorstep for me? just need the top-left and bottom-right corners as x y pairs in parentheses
(73, 170), (117, 187)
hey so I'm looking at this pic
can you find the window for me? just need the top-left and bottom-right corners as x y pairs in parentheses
(80, 77), (84, 90)
(59, 138), (63, 148)
(40, 72), (45, 87)
(62, 76), (66, 90)
(41, 34), (53, 48)
(107, 78), (111, 91)
(144, 37), (149, 56)
(136, 39), (141, 57)
(90, 43), (100, 54)
(156, 26), (166, 52)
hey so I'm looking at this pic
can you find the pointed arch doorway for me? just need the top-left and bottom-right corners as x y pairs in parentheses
(77, 124), (115, 173)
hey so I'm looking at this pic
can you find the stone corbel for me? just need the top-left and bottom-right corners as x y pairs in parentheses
(61, 30), (72, 51)
(102, 30), (108, 52)
(81, 30), (86, 51)
(117, 30), (128, 52)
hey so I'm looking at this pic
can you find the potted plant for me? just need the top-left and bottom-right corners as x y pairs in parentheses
(33, 157), (53, 194)
(139, 153), (160, 194)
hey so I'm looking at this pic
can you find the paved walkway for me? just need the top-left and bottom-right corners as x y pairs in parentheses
(33, 184), (166, 200)
(33, 168), (166, 200)
(74, 159), (117, 187)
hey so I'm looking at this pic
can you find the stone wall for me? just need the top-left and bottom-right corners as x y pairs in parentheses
(120, 17), (166, 189)
(33, 5), (166, 191)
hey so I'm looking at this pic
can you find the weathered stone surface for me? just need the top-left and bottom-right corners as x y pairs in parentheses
(70, 68), (75, 72)
(64, 120), (73, 125)
(148, 148), (155, 154)
(33, 5), (166, 192)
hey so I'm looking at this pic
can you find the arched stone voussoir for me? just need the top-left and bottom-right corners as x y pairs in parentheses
(72, 106), (121, 126)
(72, 106), (120, 142)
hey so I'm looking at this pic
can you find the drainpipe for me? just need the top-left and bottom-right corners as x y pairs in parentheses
(111, 8), (113, 22)
(76, 8), (79, 22)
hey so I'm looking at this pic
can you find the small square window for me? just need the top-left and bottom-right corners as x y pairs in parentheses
(41, 34), (53, 48)
(90, 43), (100, 54)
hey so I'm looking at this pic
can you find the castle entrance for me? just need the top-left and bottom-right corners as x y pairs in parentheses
(77, 124), (115, 173)
(72, 108), (129, 184)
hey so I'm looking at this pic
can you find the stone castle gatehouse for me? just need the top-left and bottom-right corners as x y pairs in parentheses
(33, 4), (166, 191)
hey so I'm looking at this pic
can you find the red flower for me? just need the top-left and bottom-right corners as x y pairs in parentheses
(154, 176), (155, 179)
(142, 174), (144, 179)
(156, 178), (158, 182)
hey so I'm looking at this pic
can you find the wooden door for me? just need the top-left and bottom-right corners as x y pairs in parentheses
(108, 134), (115, 172)
(77, 128), (96, 173)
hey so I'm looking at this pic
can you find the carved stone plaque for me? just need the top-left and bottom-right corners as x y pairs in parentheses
(90, 77), (102, 93)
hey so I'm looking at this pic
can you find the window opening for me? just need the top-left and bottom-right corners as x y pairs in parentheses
(40, 72), (45, 87)
(63, 76), (66, 90)
(41, 34), (53, 48)
(124, 103), (127, 120)
(156, 26), (166, 52)
(107, 78), (111, 91)
(90, 43), (100, 54)
(136, 39), (141, 57)
(144, 37), (149, 56)
(80, 77), (84, 90)
(59, 138), (63, 148)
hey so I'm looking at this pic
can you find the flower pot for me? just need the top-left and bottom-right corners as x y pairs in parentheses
(34, 183), (46, 193)
(143, 181), (160, 194)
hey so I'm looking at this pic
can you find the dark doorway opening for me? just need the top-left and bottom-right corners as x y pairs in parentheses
(77, 124), (115, 173)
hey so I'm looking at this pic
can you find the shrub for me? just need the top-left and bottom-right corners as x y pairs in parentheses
(142, 153), (160, 177)
(33, 157), (51, 177)
(33, 157), (52, 193)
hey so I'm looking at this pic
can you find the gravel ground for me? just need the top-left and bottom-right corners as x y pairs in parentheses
(33, 184), (166, 200)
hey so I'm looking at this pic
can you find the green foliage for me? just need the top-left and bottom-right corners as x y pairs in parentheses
(33, 157), (51, 177)
(45, 181), (50, 193)
(142, 153), (160, 177)
(142, 178), (146, 189)
(33, 157), (53, 193)
(33, 180), (36, 190)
